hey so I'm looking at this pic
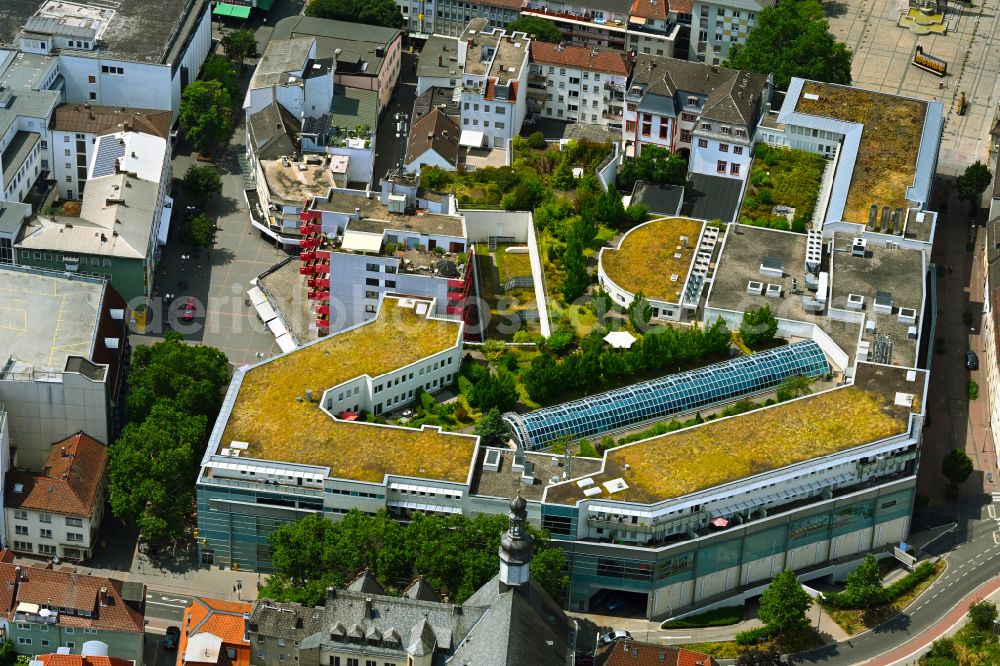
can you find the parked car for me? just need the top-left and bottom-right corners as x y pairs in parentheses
(181, 297), (196, 322)
(605, 595), (627, 611)
(599, 630), (632, 645)
(164, 626), (181, 651)
(967, 350), (979, 370)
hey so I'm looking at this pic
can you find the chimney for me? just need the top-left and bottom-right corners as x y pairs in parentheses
(99, 586), (108, 606)
(326, 587), (337, 603)
(452, 604), (462, 615)
(438, 55), (443, 67)
(364, 597), (373, 619)
(61, 447), (68, 457)
(243, 612), (251, 642)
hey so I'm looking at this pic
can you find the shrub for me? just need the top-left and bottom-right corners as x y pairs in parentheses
(546, 327), (576, 355)
(735, 625), (777, 645)
(482, 339), (507, 363)
(461, 359), (489, 384)
(418, 389), (436, 413)
(969, 381), (979, 400)
(740, 305), (778, 347)
(456, 375), (473, 395)
(527, 131), (547, 150)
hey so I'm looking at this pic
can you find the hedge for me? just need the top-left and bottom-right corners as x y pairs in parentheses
(823, 561), (936, 610)
(735, 624), (778, 645)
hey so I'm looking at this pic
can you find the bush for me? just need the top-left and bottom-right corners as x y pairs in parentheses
(456, 375), (473, 395)
(546, 327), (575, 355)
(740, 305), (778, 347)
(527, 131), (547, 150)
(969, 600), (998, 631)
(418, 389), (436, 413)
(482, 338), (507, 363)
(969, 381), (980, 399)
(825, 561), (936, 610)
(735, 625), (778, 645)
(578, 439), (600, 458)
(461, 359), (489, 384)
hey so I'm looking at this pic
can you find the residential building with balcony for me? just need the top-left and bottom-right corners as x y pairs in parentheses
(3, 0), (211, 117)
(416, 35), (461, 95)
(690, 0), (771, 65)
(176, 598), (252, 666)
(520, 0), (631, 49)
(527, 41), (628, 128)
(5, 432), (108, 561)
(48, 104), (172, 201)
(0, 266), (127, 470)
(456, 20), (531, 149)
(626, 0), (688, 61)
(0, 50), (62, 205)
(399, 0), (523, 39)
(623, 55), (770, 181)
(243, 37), (334, 123)
(0, 563), (145, 663)
(16, 128), (173, 305)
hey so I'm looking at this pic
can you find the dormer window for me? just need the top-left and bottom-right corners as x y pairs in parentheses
(720, 126), (732, 135)
(687, 96), (698, 105)
(700, 123), (712, 131)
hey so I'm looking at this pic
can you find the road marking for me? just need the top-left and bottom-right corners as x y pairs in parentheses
(146, 600), (189, 610)
(659, 636), (692, 640)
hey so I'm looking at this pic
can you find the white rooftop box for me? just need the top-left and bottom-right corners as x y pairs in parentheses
(765, 283), (782, 298)
(747, 280), (764, 296)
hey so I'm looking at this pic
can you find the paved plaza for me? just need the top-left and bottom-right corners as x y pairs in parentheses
(825, 0), (1000, 174)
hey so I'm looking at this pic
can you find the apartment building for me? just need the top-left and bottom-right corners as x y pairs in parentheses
(177, 598), (252, 666)
(0, 563), (145, 663)
(48, 104), (172, 201)
(405, 107), (460, 171)
(269, 16), (402, 113)
(519, 0), (631, 49)
(399, 0), (522, 38)
(0, 50), (62, 205)
(243, 37), (334, 122)
(0, 266), (128, 470)
(3, 0), (211, 116)
(690, 0), (771, 65)
(982, 218), (1000, 459)
(457, 20), (531, 149)
(528, 42), (628, 128)
(626, 0), (688, 60)
(623, 55), (769, 180)
(0, 201), (32, 265)
(5, 432), (108, 561)
(17, 129), (173, 305)
(415, 36), (460, 95)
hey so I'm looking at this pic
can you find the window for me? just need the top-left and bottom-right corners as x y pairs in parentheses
(719, 143), (728, 152)
(84, 629), (98, 635)
(67, 533), (84, 542)
(39, 544), (56, 555)
(365, 290), (378, 300)
(39, 513), (52, 523)
(66, 643), (75, 649)
(41, 640), (50, 647)
(697, 138), (708, 148)
(88, 75), (96, 84)
(681, 112), (698, 122)
(365, 263), (379, 271)
(680, 129), (691, 142)
(89, 92), (96, 100)
(17, 639), (30, 646)
(15, 525), (28, 535)
(365, 278), (379, 287)
(700, 123), (712, 131)
(14, 510), (27, 520)
(717, 160), (727, 174)
(733, 145), (744, 155)
(66, 516), (84, 527)
(720, 126), (732, 135)
(40, 529), (52, 539)
(385, 280), (396, 288)
(12, 542), (31, 552)
(65, 628), (74, 635)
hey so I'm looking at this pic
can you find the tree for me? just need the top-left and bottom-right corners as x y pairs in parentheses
(617, 145), (687, 190)
(591, 287), (614, 322)
(468, 370), (519, 412)
(529, 546), (570, 602)
(502, 174), (547, 210)
(551, 160), (577, 190)
(740, 304), (778, 347)
(178, 80), (234, 154)
(475, 408), (512, 446)
(956, 161), (992, 208)
(182, 214), (215, 248)
(220, 29), (257, 69)
(199, 54), (239, 99)
(306, 0), (404, 29)
(421, 166), (454, 191)
(776, 374), (813, 402)
(0, 639), (17, 666)
(624, 203), (649, 229)
(596, 189), (627, 228)
(626, 291), (652, 331)
(758, 569), (811, 633)
(736, 649), (785, 666)
(108, 402), (206, 542)
(559, 234), (589, 301)
(182, 165), (223, 205)
(724, 0), (852, 89)
(968, 600), (998, 631)
(841, 554), (886, 609)
(941, 448), (974, 485)
(505, 16), (564, 43)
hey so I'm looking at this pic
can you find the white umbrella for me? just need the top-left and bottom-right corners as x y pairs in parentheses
(604, 331), (637, 349)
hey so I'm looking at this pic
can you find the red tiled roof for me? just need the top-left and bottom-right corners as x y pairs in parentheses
(530, 42), (629, 76)
(631, 0), (667, 22)
(0, 562), (144, 634)
(178, 598), (251, 666)
(670, 0), (694, 15)
(38, 654), (134, 666)
(5, 433), (108, 516)
(595, 640), (718, 666)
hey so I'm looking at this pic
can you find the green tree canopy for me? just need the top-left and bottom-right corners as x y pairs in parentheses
(758, 569), (811, 633)
(199, 54), (239, 99)
(736, 649), (785, 666)
(968, 600), (998, 632)
(956, 161), (992, 207)
(0, 639), (18, 666)
(740, 304), (778, 347)
(724, 0), (853, 89)
(182, 214), (215, 248)
(626, 291), (652, 331)
(306, 0), (404, 29)
(841, 554), (886, 609)
(617, 145), (687, 190)
(468, 370), (519, 412)
(559, 233), (590, 302)
(182, 164), (223, 205)
(220, 29), (257, 68)
(505, 16), (564, 43)
(942, 448), (974, 485)
(179, 80), (234, 153)
(475, 407), (512, 446)
(261, 510), (568, 605)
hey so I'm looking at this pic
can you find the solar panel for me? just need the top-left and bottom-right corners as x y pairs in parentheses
(502, 340), (829, 450)
(91, 135), (126, 178)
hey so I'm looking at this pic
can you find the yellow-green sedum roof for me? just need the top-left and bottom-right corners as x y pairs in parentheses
(601, 217), (705, 304)
(219, 298), (476, 483)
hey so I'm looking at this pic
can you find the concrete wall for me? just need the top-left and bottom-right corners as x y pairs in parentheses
(689, 134), (751, 179)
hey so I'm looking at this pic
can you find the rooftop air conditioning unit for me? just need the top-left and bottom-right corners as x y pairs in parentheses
(765, 283), (782, 298)
(847, 294), (865, 310)
(852, 237), (867, 257)
(746, 280), (764, 296)
(898, 307), (917, 324)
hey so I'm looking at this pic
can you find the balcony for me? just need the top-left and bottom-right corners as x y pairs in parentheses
(522, 6), (628, 33)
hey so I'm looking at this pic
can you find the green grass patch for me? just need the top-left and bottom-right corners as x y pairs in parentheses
(662, 605), (744, 628)
(739, 144), (827, 232)
(677, 625), (823, 660)
(825, 560), (945, 636)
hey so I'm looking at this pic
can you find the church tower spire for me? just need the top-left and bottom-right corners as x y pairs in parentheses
(499, 490), (533, 592)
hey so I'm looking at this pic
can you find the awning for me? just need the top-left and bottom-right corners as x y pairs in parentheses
(157, 196), (173, 245)
(214, 3), (251, 18)
(267, 318), (288, 337)
(274, 332), (296, 353)
(255, 0), (275, 9)
(253, 299), (276, 323)
(459, 129), (485, 147)
(341, 229), (384, 253)
(604, 331), (637, 349)
(246, 286), (267, 307)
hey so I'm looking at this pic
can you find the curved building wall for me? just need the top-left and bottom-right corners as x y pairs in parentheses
(503, 340), (829, 450)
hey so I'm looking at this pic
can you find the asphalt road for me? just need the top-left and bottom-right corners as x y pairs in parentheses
(145, 590), (195, 624)
(371, 51), (419, 187)
(791, 496), (1000, 664)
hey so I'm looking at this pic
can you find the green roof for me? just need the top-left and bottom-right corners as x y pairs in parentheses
(214, 3), (251, 17)
(328, 85), (378, 134)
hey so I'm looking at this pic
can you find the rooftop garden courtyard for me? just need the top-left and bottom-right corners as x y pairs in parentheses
(474, 243), (543, 341)
(738, 144), (828, 233)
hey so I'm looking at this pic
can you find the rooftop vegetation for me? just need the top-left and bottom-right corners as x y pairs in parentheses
(796, 82), (926, 224)
(601, 217), (704, 303)
(738, 144), (827, 232)
(474, 243), (541, 341)
(221, 299), (476, 483)
(548, 387), (909, 504)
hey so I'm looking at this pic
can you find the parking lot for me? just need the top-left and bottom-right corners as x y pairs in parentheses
(825, 0), (1000, 174)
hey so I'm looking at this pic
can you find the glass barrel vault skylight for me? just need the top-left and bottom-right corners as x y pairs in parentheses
(503, 340), (829, 450)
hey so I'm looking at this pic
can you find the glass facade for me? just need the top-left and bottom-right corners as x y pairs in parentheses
(505, 340), (830, 449)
